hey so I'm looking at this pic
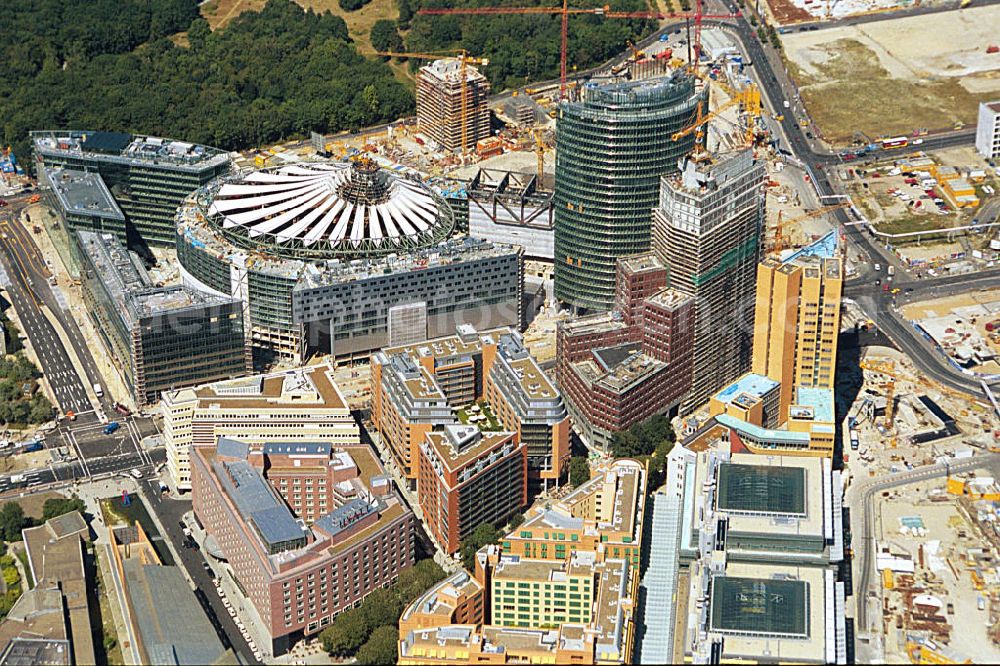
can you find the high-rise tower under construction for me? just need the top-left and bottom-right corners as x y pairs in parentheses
(416, 59), (491, 153)
(652, 148), (767, 412)
(553, 73), (705, 312)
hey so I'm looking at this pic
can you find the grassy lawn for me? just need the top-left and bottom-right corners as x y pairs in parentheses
(3, 491), (65, 522)
(456, 401), (504, 432)
(14, 548), (32, 591)
(202, 0), (399, 53)
(0, 555), (22, 620)
(92, 546), (124, 666)
(876, 214), (954, 236)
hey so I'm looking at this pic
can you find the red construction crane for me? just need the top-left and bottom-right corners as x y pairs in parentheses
(418, 1), (736, 98)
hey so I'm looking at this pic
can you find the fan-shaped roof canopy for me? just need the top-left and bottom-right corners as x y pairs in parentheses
(205, 160), (453, 258)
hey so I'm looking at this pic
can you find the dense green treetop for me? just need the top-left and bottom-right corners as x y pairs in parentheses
(0, 0), (411, 166)
(405, 0), (656, 89)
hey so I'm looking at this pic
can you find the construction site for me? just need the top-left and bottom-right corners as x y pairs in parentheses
(874, 481), (1000, 664)
(835, 143), (1000, 277)
(842, 345), (1000, 663)
(844, 347), (995, 472)
(902, 289), (1000, 374)
(765, 0), (944, 25)
(782, 5), (1000, 145)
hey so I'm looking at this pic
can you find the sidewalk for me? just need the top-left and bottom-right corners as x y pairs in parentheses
(21, 205), (133, 409)
(185, 510), (272, 660)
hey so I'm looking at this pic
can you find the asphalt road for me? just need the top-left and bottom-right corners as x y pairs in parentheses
(0, 193), (165, 490)
(0, 214), (91, 414)
(0, 448), (165, 494)
(711, 15), (1000, 396)
(140, 481), (261, 664)
(2, 205), (118, 416)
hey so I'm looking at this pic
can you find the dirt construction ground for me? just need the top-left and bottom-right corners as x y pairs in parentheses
(782, 6), (1000, 145)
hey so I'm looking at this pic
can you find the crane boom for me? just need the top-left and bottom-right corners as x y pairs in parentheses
(771, 203), (850, 255)
(417, 6), (736, 99)
(671, 82), (762, 149)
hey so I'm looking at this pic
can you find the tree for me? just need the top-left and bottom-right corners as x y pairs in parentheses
(362, 84), (380, 118)
(569, 456), (590, 487)
(339, 0), (368, 11)
(0, 0), (410, 172)
(396, 0), (414, 29)
(611, 414), (674, 458)
(394, 559), (446, 604)
(356, 625), (398, 665)
(29, 395), (53, 424)
(320, 558), (446, 658)
(320, 608), (368, 656)
(370, 20), (403, 54)
(0, 504), (25, 542)
(187, 18), (211, 50)
(41, 497), (86, 522)
(461, 522), (499, 570)
(358, 587), (403, 629)
(610, 429), (642, 458)
(646, 434), (676, 491)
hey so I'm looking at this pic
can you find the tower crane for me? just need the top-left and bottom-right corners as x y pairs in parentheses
(709, 78), (763, 146)
(417, 1), (736, 99)
(670, 82), (761, 150)
(376, 50), (490, 156)
(771, 203), (850, 255)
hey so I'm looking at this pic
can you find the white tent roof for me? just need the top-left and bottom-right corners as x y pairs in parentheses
(207, 162), (445, 249)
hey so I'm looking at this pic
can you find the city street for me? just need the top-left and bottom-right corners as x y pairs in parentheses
(139, 481), (262, 665)
(2, 204), (119, 415)
(708, 13), (999, 398)
(0, 214), (91, 414)
(0, 195), (165, 492)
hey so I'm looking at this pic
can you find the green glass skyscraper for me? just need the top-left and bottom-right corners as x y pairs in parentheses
(554, 73), (705, 311)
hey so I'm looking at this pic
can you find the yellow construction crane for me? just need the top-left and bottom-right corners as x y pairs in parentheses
(860, 357), (979, 407)
(625, 40), (645, 61)
(376, 50), (490, 156)
(859, 358), (897, 429)
(859, 358), (896, 376)
(531, 128), (546, 183)
(771, 202), (850, 255)
(711, 78), (763, 146)
(671, 82), (762, 150)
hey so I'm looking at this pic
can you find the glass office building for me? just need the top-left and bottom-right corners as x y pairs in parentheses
(553, 73), (705, 312)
